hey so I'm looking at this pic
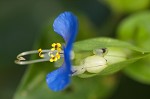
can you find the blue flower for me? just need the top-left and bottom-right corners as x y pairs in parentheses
(46, 12), (78, 91)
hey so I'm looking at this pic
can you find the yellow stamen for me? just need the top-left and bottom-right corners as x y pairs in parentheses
(38, 48), (42, 52)
(50, 58), (54, 62)
(57, 48), (62, 52)
(52, 43), (56, 48)
(50, 55), (58, 62)
(56, 43), (61, 47)
(53, 57), (58, 61)
(38, 48), (44, 58)
(51, 43), (62, 52)
(56, 52), (60, 59)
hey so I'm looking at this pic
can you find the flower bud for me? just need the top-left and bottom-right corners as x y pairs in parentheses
(81, 55), (107, 73)
(104, 47), (127, 65)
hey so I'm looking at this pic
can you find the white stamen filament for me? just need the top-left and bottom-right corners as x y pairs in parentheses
(15, 49), (64, 65)
(15, 49), (75, 65)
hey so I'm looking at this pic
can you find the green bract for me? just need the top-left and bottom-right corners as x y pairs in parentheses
(73, 38), (150, 78)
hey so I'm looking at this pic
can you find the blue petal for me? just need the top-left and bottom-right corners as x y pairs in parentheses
(53, 11), (78, 44)
(46, 65), (70, 91)
(46, 47), (71, 91)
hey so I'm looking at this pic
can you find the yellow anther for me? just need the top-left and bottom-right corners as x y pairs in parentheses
(56, 52), (60, 59)
(38, 48), (44, 58)
(50, 55), (58, 62)
(56, 43), (61, 47)
(57, 48), (62, 52)
(51, 43), (62, 52)
(52, 43), (56, 48)
(49, 53), (61, 62)
(38, 48), (42, 52)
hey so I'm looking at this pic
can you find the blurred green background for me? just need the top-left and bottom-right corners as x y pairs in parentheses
(1, 0), (150, 99)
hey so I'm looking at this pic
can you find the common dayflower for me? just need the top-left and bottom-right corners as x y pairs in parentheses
(15, 11), (78, 91)
(15, 12), (112, 92)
